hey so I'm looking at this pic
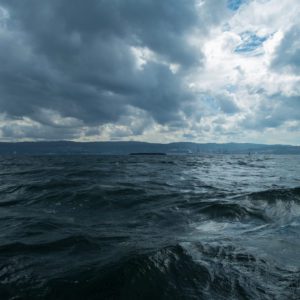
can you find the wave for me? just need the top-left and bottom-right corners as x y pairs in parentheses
(245, 187), (300, 203)
(0, 155), (300, 299)
(3, 243), (297, 300)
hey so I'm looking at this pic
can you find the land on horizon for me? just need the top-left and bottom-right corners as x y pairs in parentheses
(0, 141), (299, 155)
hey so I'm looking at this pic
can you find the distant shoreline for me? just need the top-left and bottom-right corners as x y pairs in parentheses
(0, 141), (299, 155)
(130, 152), (167, 156)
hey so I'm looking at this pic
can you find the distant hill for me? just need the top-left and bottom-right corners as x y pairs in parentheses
(0, 141), (299, 155)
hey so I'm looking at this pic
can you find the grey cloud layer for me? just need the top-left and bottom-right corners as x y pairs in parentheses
(0, 0), (298, 142)
(272, 26), (300, 74)
(0, 0), (209, 140)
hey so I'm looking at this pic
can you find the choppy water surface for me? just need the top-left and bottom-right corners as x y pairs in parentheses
(0, 155), (299, 299)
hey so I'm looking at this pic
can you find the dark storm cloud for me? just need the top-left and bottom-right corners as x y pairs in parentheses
(217, 95), (239, 114)
(272, 26), (300, 74)
(0, 0), (209, 140)
(0, 122), (80, 141)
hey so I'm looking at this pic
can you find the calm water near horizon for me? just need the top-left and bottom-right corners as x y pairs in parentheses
(0, 154), (299, 299)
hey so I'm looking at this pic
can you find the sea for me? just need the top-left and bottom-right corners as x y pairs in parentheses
(0, 154), (299, 299)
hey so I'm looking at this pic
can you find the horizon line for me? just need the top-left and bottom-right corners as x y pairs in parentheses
(0, 140), (299, 147)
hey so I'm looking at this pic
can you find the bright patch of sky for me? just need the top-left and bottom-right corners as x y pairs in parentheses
(234, 31), (269, 54)
(227, 0), (248, 11)
(187, 0), (300, 144)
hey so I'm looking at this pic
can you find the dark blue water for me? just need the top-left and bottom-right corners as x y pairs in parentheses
(0, 155), (299, 299)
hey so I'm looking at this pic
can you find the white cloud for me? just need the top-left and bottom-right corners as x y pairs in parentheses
(180, 0), (300, 144)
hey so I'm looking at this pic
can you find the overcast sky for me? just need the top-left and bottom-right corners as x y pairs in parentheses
(0, 0), (299, 144)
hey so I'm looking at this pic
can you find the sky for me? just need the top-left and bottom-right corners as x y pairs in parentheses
(0, 0), (299, 144)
